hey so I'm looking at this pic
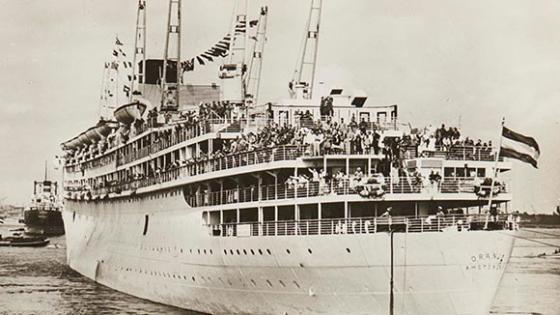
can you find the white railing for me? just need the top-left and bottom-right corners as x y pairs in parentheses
(186, 177), (509, 207)
(206, 214), (513, 237)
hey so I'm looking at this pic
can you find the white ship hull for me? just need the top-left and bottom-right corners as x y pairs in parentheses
(63, 196), (514, 315)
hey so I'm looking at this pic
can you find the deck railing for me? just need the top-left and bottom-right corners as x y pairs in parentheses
(86, 146), (306, 196)
(116, 119), (233, 166)
(206, 214), (514, 237)
(78, 139), (509, 198)
(186, 177), (507, 207)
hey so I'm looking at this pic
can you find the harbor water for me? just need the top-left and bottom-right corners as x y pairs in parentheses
(0, 224), (558, 315)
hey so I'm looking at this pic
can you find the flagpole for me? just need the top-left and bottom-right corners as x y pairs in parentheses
(485, 117), (505, 229)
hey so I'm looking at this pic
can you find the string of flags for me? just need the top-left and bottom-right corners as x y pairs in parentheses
(180, 34), (231, 73)
(102, 36), (135, 99)
(180, 19), (259, 74)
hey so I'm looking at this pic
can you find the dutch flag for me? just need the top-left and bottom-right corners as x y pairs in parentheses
(500, 126), (540, 168)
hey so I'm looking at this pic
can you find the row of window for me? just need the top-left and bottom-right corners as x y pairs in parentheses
(111, 263), (302, 289)
(138, 245), (354, 256)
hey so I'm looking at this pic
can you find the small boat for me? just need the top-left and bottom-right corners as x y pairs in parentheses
(0, 235), (50, 247)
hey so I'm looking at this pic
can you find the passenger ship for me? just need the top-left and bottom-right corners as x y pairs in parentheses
(60, 1), (516, 314)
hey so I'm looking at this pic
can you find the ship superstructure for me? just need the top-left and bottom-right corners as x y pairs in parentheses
(60, 1), (517, 314)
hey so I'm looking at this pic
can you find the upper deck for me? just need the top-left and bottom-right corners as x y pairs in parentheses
(61, 99), (511, 212)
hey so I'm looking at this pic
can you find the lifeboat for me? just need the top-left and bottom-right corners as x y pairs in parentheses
(114, 101), (147, 125)
(85, 126), (101, 143)
(95, 120), (119, 138)
(61, 136), (81, 151)
(78, 133), (91, 146)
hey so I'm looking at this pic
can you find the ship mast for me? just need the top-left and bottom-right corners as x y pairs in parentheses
(131, 0), (147, 99)
(245, 6), (269, 109)
(44, 160), (48, 181)
(289, 0), (322, 100)
(97, 65), (109, 119)
(161, 0), (182, 111)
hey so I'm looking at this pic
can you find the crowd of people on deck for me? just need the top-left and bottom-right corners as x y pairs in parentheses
(67, 99), (502, 197)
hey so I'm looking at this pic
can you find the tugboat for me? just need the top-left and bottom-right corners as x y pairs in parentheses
(23, 163), (64, 236)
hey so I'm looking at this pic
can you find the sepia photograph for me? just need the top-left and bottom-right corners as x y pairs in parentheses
(0, 0), (559, 314)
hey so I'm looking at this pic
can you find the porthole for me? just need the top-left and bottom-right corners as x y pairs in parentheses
(293, 281), (301, 288)
(224, 249), (227, 255)
(346, 248), (351, 253)
(243, 249), (247, 255)
(204, 249), (207, 255)
(308, 248), (312, 254)
(286, 249), (291, 254)
(258, 249), (263, 255)
(192, 277), (196, 282)
(279, 280), (286, 287)
(266, 280), (273, 287)
(209, 249), (213, 255)
(230, 249), (234, 255)
(250, 279), (257, 287)
(250, 249), (255, 255)
(236, 249), (241, 255)
(197, 249), (201, 254)
(190, 249), (193, 254)
(266, 249), (272, 255)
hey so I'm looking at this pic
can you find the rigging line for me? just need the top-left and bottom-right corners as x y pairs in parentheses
(520, 228), (560, 238)
(501, 231), (560, 248)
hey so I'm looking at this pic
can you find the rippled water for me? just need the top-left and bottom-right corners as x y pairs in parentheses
(0, 224), (558, 315)
(491, 228), (560, 315)
(0, 225), (198, 315)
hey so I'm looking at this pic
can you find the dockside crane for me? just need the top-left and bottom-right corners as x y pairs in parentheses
(289, 0), (322, 100)
(161, 0), (182, 111)
(245, 6), (269, 109)
(220, 0), (248, 106)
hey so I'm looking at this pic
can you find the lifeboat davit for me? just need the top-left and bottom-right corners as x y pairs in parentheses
(114, 101), (147, 125)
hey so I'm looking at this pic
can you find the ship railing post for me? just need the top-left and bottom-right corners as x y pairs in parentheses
(374, 218), (377, 233)
(420, 217), (423, 232)
(437, 216), (441, 231)
(359, 218), (362, 234)
(405, 218), (409, 233)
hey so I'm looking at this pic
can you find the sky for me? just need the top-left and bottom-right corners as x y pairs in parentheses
(0, 0), (558, 213)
